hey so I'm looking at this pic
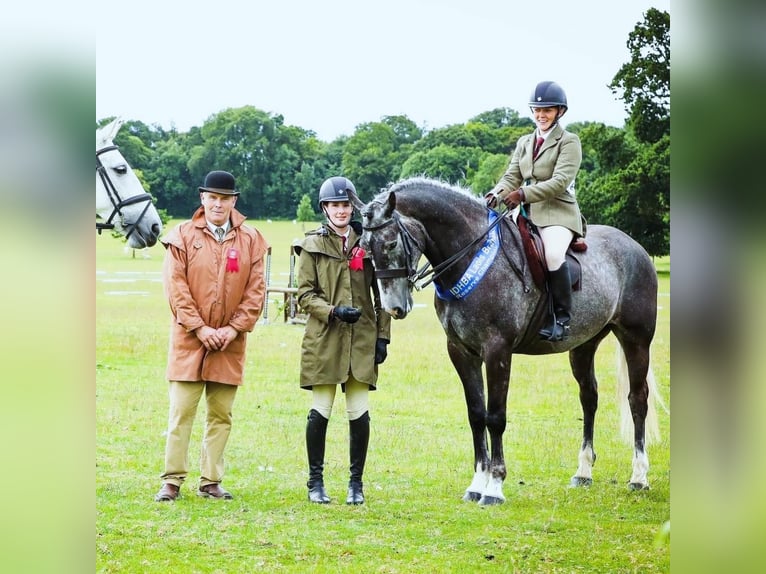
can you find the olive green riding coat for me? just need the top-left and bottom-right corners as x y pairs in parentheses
(294, 224), (391, 390)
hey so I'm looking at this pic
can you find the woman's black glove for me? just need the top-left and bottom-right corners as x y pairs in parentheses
(375, 338), (390, 364)
(333, 306), (361, 323)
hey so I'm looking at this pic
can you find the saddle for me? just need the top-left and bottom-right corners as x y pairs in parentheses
(497, 213), (585, 351)
(515, 214), (584, 292)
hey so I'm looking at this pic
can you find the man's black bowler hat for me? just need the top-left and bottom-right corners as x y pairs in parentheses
(199, 171), (239, 195)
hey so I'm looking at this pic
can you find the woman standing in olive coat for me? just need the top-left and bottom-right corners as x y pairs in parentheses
(294, 176), (391, 505)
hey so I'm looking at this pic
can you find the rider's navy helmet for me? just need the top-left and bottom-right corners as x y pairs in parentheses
(528, 81), (568, 114)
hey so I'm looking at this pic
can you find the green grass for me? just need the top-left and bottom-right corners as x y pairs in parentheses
(97, 220), (670, 573)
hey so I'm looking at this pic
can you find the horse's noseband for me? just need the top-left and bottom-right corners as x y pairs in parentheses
(96, 144), (154, 239)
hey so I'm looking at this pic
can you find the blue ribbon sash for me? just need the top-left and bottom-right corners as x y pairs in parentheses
(434, 211), (500, 301)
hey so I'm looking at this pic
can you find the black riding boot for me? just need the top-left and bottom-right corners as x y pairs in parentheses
(539, 262), (572, 342)
(346, 411), (370, 505)
(306, 409), (331, 504)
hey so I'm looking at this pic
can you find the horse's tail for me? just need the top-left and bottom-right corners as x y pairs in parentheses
(616, 344), (667, 445)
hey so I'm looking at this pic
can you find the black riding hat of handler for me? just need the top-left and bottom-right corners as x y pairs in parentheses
(199, 170), (239, 196)
(318, 176), (356, 208)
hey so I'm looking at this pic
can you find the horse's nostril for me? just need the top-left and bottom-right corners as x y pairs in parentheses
(152, 223), (161, 236)
(390, 307), (407, 319)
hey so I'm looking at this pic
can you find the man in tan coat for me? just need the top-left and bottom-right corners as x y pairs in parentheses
(154, 170), (269, 502)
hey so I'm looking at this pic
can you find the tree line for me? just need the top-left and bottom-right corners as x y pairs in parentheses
(99, 9), (668, 256)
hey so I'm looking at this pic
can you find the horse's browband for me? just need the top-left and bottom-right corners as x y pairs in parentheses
(361, 217), (397, 232)
(97, 144), (119, 157)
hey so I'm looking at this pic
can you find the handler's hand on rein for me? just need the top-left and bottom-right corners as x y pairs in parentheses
(375, 338), (389, 364)
(333, 306), (362, 323)
(484, 191), (499, 209)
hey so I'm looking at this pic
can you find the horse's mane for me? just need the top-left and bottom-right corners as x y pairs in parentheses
(380, 177), (485, 207)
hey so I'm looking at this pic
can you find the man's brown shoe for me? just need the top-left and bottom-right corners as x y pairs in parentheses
(154, 483), (180, 502)
(197, 483), (233, 499)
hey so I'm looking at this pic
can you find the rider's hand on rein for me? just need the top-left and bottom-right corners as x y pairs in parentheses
(502, 189), (524, 210)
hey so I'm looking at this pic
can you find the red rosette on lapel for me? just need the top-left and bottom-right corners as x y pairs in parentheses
(226, 248), (240, 272)
(348, 246), (365, 271)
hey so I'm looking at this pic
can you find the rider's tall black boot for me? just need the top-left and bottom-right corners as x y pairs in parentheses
(306, 409), (331, 504)
(539, 261), (572, 342)
(346, 411), (370, 505)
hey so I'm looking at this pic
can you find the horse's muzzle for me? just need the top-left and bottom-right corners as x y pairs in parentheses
(386, 307), (409, 320)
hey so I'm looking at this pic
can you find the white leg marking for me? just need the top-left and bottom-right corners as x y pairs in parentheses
(480, 475), (506, 504)
(574, 444), (595, 480)
(463, 462), (489, 500)
(630, 448), (650, 487)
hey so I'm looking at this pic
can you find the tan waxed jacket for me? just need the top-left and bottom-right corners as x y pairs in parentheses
(161, 206), (269, 385)
(294, 223), (391, 390)
(493, 122), (584, 236)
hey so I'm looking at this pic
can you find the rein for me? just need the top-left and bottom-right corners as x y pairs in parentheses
(96, 144), (154, 239)
(363, 208), (512, 292)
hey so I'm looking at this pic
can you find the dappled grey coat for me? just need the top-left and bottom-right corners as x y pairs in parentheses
(494, 122), (584, 236)
(294, 224), (391, 390)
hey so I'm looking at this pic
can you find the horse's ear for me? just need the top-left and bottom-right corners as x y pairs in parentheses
(99, 117), (124, 143)
(347, 185), (365, 210)
(111, 117), (125, 138)
(385, 191), (396, 217)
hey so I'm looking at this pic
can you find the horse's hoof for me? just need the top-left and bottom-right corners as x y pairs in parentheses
(462, 491), (482, 503)
(478, 495), (505, 506)
(628, 482), (650, 491)
(569, 476), (593, 488)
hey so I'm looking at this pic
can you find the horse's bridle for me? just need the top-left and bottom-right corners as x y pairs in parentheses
(96, 144), (154, 240)
(363, 208), (512, 291)
(362, 211), (423, 288)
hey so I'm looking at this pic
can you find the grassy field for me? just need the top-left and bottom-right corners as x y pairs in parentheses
(96, 219), (670, 573)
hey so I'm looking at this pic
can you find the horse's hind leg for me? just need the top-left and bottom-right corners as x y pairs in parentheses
(568, 331), (609, 487)
(617, 337), (653, 490)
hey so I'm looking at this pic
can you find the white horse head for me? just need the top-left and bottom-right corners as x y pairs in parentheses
(96, 118), (162, 248)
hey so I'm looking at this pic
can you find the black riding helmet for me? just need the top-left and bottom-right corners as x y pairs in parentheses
(529, 81), (568, 115)
(318, 176), (356, 210)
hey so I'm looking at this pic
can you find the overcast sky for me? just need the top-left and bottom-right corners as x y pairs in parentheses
(96, 0), (670, 142)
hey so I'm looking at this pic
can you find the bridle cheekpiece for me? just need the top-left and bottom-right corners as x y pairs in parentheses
(96, 144), (154, 240)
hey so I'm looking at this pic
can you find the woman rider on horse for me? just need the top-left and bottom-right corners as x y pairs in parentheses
(485, 81), (584, 342)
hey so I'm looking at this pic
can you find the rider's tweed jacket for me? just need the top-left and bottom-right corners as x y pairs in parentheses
(161, 206), (269, 386)
(494, 122), (584, 236)
(294, 223), (391, 390)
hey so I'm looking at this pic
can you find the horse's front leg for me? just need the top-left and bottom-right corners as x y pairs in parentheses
(480, 350), (511, 505)
(446, 341), (490, 503)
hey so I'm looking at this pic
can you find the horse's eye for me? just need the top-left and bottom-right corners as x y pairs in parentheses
(115, 164), (128, 174)
(384, 239), (397, 250)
